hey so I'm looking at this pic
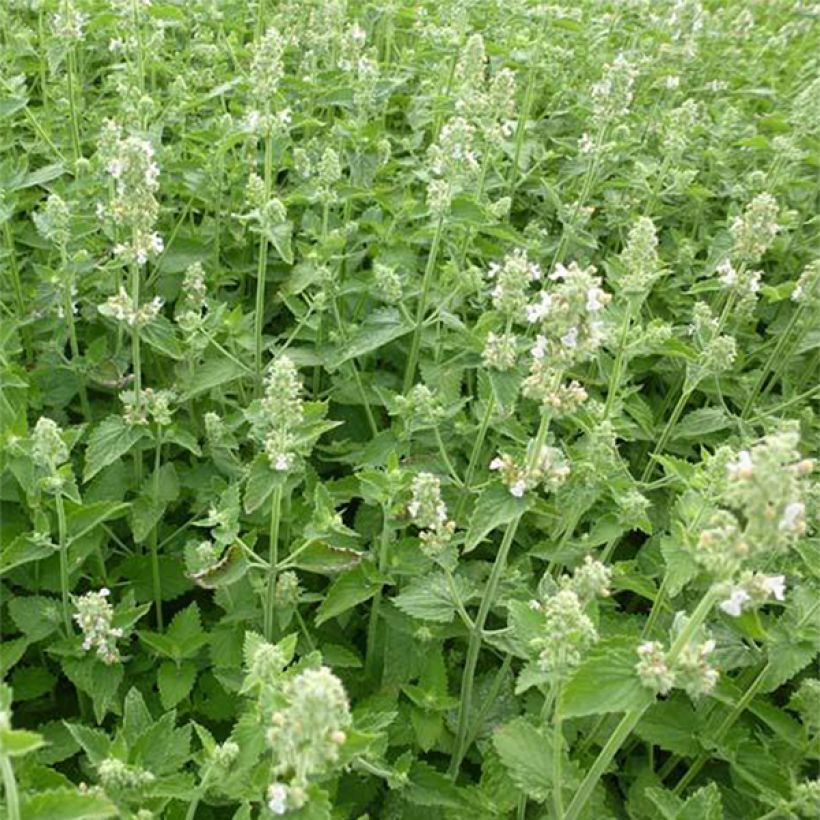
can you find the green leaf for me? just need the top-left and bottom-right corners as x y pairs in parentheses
(158, 661), (198, 710)
(63, 724), (110, 766)
(672, 407), (731, 440)
(559, 636), (654, 719)
(187, 544), (248, 589)
(0, 535), (53, 577)
(393, 572), (472, 623)
(141, 315), (184, 359)
(493, 717), (553, 801)
(289, 542), (364, 575)
(60, 658), (123, 723)
(244, 454), (286, 514)
(0, 727), (44, 756)
(464, 484), (532, 553)
(635, 697), (701, 757)
(265, 220), (294, 263)
(7, 596), (60, 642)
(84, 416), (147, 482)
(325, 308), (412, 370)
(180, 356), (248, 400)
(315, 564), (382, 626)
(65, 501), (130, 544)
(19, 788), (117, 819)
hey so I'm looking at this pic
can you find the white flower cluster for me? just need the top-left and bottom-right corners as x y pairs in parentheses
(528, 558), (610, 678)
(33, 194), (71, 248)
(257, 356), (304, 471)
(718, 572), (785, 617)
(97, 757), (155, 792)
(408, 472), (455, 558)
(488, 248), (543, 319)
(251, 27), (286, 98)
(482, 331), (518, 371)
(490, 441), (570, 498)
(636, 635), (718, 699)
(98, 122), (163, 266)
(687, 302), (737, 378)
(73, 589), (124, 665)
(31, 417), (69, 472)
(427, 116), (480, 214)
(98, 288), (164, 327)
(617, 216), (660, 296)
(175, 262), (208, 335)
(792, 260), (820, 305)
(591, 52), (638, 124)
(265, 667), (351, 813)
(730, 193), (780, 262)
(52, 0), (87, 42)
(120, 387), (176, 427)
(715, 259), (761, 305)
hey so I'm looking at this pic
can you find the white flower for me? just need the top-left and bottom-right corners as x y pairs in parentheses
(526, 293), (553, 323)
(510, 480), (527, 498)
(489, 457), (505, 471)
(665, 75), (681, 90)
(719, 588), (750, 617)
(586, 287), (605, 311)
(760, 574), (786, 601)
(727, 449), (753, 480)
(267, 782), (288, 815)
(779, 501), (805, 533)
(717, 259), (737, 287)
(532, 335), (548, 360)
(560, 326), (578, 349)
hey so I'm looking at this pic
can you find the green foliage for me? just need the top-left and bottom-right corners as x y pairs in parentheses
(1, 0), (819, 817)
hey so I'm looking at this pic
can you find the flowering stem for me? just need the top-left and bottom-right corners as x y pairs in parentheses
(450, 411), (552, 777)
(403, 213), (445, 394)
(254, 127), (274, 389)
(0, 754), (20, 820)
(604, 303), (635, 417)
(553, 684), (565, 819)
(63, 279), (92, 422)
(3, 222), (30, 361)
(66, 46), (82, 167)
(130, 258), (143, 487)
(54, 492), (72, 635)
(264, 483), (283, 642)
(149, 427), (164, 631)
(562, 588), (717, 820)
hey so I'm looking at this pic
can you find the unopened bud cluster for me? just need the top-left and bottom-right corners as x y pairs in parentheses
(73, 589), (123, 665)
(97, 758), (155, 793)
(730, 193), (780, 262)
(636, 636), (718, 699)
(98, 288), (164, 327)
(120, 387), (176, 427)
(31, 417), (69, 472)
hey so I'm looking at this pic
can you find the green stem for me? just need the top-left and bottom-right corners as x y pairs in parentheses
(254, 126), (274, 388)
(563, 588), (717, 820)
(553, 685), (564, 819)
(455, 394), (495, 520)
(449, 412), (552, 777)
(55, 492), (72, 634)
(264, 483), (283, 641)
(639, 386), (693, 484)
(149, 427), (164, 631)
(403, 213), (445, 394)
(130, 258), (143, 487)
(184, 763), (214, 820)
(0, 754), (20, 820)
(604, 303), (635, 417)
(63, 284), (92, 422)
(66, 47), (82, 167)
(364, 510), (392, 682)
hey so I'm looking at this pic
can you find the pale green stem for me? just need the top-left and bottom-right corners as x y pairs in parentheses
(184, 762), (215, 820)
(604, 303), (635, 417)
(66, 47), (82, 167)
(55, 492), (72, 634)
(149, 427), (164, 631)
(130, 257), (143, 487)
(403, 212), (445, 394)
(0, 755), (20, 820)
(562, 589), (718, 820)
(638, 385), (693, 486)
(449, 411), (552, 777)
(364, 510), (392, 682)
(264, 483), (283, 641)
(254, 125), (273, 389)
(553, 684), (564, 819)
(455, 394), (495, 520)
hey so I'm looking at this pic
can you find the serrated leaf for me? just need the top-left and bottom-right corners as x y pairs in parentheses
(0, 535), (53, 577)
(65, 501), (129, 544)
(315, 564), (382, 626)
(140, 315), (184, 359)
(493, 717), (553, 801)
(244, 454), (286, 514)
(0, 727), (44, 756)
(84, 416), (146, 482)
(61, 658), (123, 724)
(672, 407), (731, 440)
(325, 308), (412, 370)
(180, 356), (248, 400)
(19, 788), (117, 819)
(464, 484), (532, 553)
(393, 572), (471, 623)
(559, 636), (654, 719)
(158, 661), (198, 710)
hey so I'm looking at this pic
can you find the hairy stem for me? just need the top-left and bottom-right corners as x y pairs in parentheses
(149, 427), (164, 631)
(0, 754), (20, 820)
(264, 483), (283, 641)
(55, 492), (72, 635)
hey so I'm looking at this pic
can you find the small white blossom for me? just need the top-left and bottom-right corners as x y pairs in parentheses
(719, 588), (750, 617)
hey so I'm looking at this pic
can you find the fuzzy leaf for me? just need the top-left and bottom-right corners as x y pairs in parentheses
(493, 718), (553, 801)
(464, 484), (532, 553)
(84, 416), (147, 482)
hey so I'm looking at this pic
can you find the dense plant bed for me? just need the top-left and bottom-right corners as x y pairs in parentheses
(1, 1), (819, 818)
